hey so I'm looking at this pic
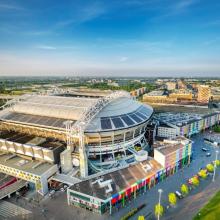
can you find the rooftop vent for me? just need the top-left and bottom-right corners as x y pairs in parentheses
(16, 159), (29, 166)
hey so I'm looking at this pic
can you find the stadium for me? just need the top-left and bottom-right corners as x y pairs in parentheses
(0, 90), (154, 194)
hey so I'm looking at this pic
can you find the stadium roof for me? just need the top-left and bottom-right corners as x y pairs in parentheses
(7, 95), (97, 120)
(86, 97), (153, 132)
(0, 93), (153, 132)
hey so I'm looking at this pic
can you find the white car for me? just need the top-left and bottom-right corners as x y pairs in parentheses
(49, 190), (55, 197)
(175, 191), (183, 199)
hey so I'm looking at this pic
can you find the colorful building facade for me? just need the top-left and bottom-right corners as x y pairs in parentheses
(67, 138), (192, 215)
(157, 112), (220, 139)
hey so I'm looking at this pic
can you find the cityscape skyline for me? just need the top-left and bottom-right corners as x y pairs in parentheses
(0, 0), (220, 76)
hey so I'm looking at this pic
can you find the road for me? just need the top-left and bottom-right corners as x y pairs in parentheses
(4, 132), (220, 220)
(110, 132), (220, 220)
(164, 174), (220, 220)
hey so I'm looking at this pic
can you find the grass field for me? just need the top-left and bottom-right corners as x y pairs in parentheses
(194, 190), (220, 220)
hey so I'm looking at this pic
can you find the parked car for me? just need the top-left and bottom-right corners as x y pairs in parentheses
(206, 152), (211, 157)
(175, 191), (183, 199)
(202, 148), (208, 152)
(49, 190), (55, 197)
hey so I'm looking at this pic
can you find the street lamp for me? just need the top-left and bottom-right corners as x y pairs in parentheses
(158, 189), (163, 220)
(212, 150), (219, 182)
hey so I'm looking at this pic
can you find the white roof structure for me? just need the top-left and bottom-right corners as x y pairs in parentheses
(86, 97), (153, 132)
(0, 92), (153, 132)
(9, 95), (98, 120)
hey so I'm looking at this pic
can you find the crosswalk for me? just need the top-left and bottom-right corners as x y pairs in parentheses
(0, 200), (32, 219)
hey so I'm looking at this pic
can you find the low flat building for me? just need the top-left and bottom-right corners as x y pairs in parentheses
(143, 91), (177, 104)
(0, 152), (58, 195)
(157, 123), (177, 139)
(67, 158), (164, 214)
(169, 92), (193, 101)
(153, 137), (192, 169)
(155, 112), (220, 138)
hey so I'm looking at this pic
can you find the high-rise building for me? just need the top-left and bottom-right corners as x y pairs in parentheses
(197, 85), (211, 103)
(166, 82), (176, 90)
(177, 80), (186, 89)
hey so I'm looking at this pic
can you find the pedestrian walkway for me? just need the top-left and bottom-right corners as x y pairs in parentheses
(0, 200), (32, 219)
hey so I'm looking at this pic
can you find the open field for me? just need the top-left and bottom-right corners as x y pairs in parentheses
(193, 190), (220, 220)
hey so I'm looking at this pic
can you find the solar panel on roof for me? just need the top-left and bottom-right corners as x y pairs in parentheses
(139, 107), (150, 116)
(101, 118), (112, 130)
(129, 114), (142, 123)
(121, 115), (135, 126)
(111, 117), (124, 128)
(135, 112), (147, 120)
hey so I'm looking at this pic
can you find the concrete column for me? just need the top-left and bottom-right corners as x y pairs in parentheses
(79, 124), (88, 178)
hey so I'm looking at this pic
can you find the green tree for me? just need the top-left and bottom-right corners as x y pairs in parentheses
(138, 216), (145, 220)
(213, 125), (220, 133)
(168, 193), (177, 206)
(215, 160), (220, 167)
(198, 169), (207, 179)
(191, 176), (200, 187)
(154, 203), (164, 217)
(181, 184), (189, 195)
(206, 164), (214, 172)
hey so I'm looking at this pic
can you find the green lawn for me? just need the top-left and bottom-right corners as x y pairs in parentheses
(194, 191), (220, 220)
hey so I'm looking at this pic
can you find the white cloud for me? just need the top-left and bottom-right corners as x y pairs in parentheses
(119, 56), (129, 62)
(0, 3), (24, 11)
(56, 2), (106, 27)
(173, 0), (198, 11)
(24, 30), (53, 36)
(0, 51), (220, 77)
(35, 45), (56, 50)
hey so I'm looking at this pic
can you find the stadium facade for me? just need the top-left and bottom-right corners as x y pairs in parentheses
(0, 90), (154, 194)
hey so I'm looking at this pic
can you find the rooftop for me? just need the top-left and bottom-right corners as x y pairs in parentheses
(0, 93), (153, 133)
(0, 152), (57, 176)
(0, 130), (66, 150)
(70, 158), (163, 201)
(144, 90), (165, 96)
(154, 143), (184, 155)
(153, 137), (191, 156)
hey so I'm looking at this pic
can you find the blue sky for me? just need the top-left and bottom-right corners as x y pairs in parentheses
(0, 0), (220, 76)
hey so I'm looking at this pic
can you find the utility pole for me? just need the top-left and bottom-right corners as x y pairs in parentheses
(212, 150), (219, 182)
(158, 189), (163, 220)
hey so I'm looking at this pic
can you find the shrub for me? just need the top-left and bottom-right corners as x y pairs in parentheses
(154, 203), (164, 217)
(191, 176), (200, 187)
(168, 193), (177, 206)
(215, 160), (220, 167)
(198, 169), (207, 179)
(181, 184), (189, 195)
(206, 164), (214, 172)
(138, 216), (145, 220)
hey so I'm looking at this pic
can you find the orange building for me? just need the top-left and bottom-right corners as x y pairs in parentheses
(169, 92), (193, 101)
(197, 85), (211, 103)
